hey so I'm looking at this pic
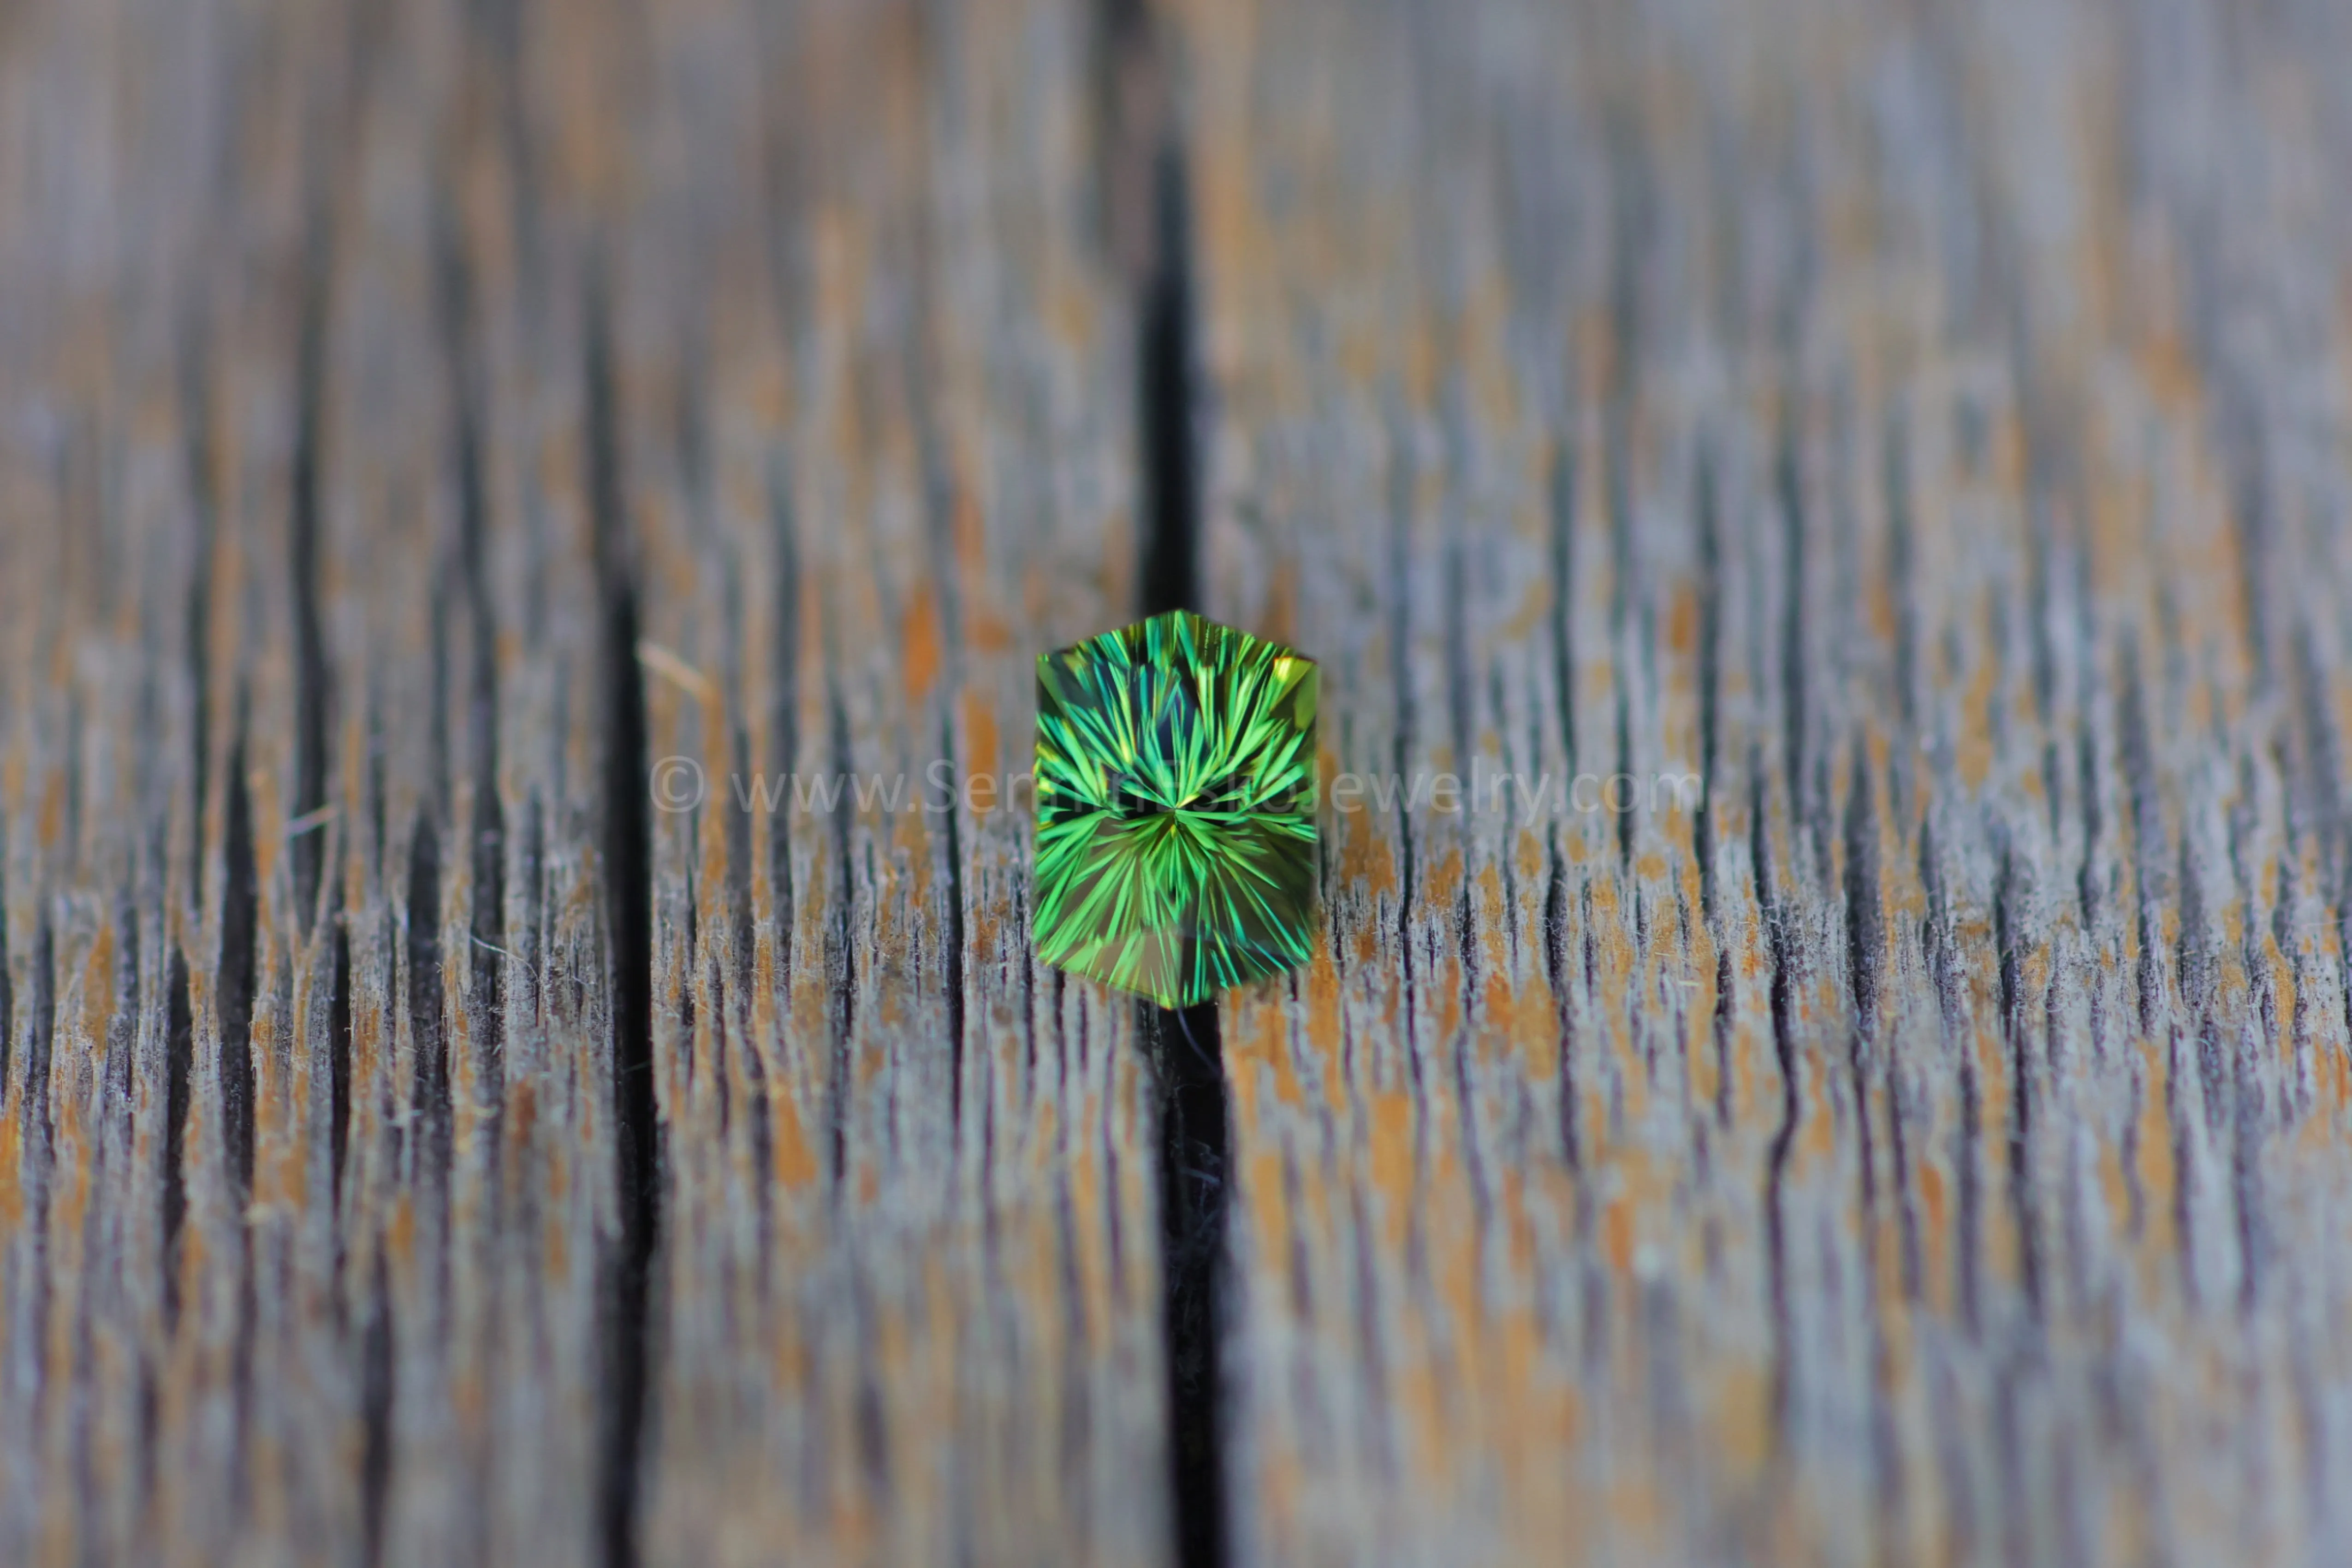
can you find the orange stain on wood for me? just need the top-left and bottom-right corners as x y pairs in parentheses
(960, 690), (999, 789)
(83, 926), (116, 1053)
(0, 1112), (21, 1236)
(1957, 639), (1997, 793)
(1232, 995), (1305, 1111)
(1798, 1035), (1838, 1168)
(1336, 795), (1400, 905)
(38, 769), (62, 851)
(2318, 1018), (2352, 1117)
(1683, 935), (1718, 1112)
(1366, 1087), (1414, 1253)
(388, 1193), (416, 1273)
(1916, 1158), (1952, 1314)
(1666, 585), (1698, 657)
(1710, 1363), (1775, 1478)
(965, 606), (1016, 655)
(901, 585), (942, 706)
(1603, 1193), (1635, 1274)
(1304, 943), (1346, 1114)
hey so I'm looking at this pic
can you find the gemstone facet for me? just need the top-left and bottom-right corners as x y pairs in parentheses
(1033, 611), (1318, 1009)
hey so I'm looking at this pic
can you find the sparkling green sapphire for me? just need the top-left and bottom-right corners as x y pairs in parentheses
(1033, 610), (1319, 1009)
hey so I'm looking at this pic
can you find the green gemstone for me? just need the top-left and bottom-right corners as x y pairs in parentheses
(1033, 610), (1319, 1010)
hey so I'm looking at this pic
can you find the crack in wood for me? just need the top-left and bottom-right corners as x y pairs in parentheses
(585, 268), (659, 1568)
(1123, 28), (1231, 1556)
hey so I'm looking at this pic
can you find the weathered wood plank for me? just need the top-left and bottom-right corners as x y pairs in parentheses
(1182, 0), (2352, 1563)
(0, 0), (1167, 1563)
(618, 3), (1168, 1563)
(9, 0), (2352, 1563)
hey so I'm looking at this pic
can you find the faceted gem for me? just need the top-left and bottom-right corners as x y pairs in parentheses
(1033, 610), (1319, 1010)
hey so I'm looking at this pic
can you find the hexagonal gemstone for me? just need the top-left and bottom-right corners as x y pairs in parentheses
(1033, 610), (1318, 1009)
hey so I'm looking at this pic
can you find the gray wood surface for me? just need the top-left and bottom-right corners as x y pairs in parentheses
(5, 0), (2352, 1564)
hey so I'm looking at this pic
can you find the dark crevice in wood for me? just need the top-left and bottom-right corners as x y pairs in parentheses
(23, 906), (53, 1199)
(1543, 846), (1582, 1171)
(940, 712), (967, 1139)
(520, 785), (545, 995)
(1601, 172), (1638, 873)
(683, 906), (702, 1123)
(329, 914), (352, 1231)
(1693, 441), (1734, 1128)
(823, 672), (855, 1187)
(1841, 742), (1902, 1519)
(162, 946), (192, 1326)
(1885, 1042), (1924, 1306)
(1120, 43), (1231, 1557)
(1754, 761), (1800, 1434)
(1154, 1001), (1229, 1568)
(1136, 145), (1201, 623)
(179, 332), (217, 840)
(1693, 448), (1720, 922)
(368, 678), (389, 888)
(407, 820), (448, 1179)
(4, 910), (45, 1509)
(1442, 523), (1475, 818)
(1450, 884), (1491, 1226)
(1843, 747), (1883, 1209)
(291, 204), (333, 927)
(216, 721), (259, 1518)
(1713, 946), (1735, 1132)
(220, 726), (259, 1205)
(357, 1244), (394, 1568)
(1921, 818), (1985, 1333)
(2180, 842), (2223, 1136)
(726, 717), (754, 1023)
(1776, 422), (1812, 875)
(1384, 437), (1427, 1115)
(585, 271), (659, 1568)
(1883, 412), (1919, 744)
(1549, 441), (1579, 775)
(2118, 634), (2163, 1035)
(438, 206), (505, 1101)
(767, 460), (800, 1016)
(1991, 845), (2044, 1319)
(987, 883), (1021, 1243)
(727, 714), (767, 1249)
(1615, 659), (1637, 870)
(902, 147), (969, 1147)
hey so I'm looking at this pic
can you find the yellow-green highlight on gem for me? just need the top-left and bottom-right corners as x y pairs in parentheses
(1033, 610), (1318, 1010)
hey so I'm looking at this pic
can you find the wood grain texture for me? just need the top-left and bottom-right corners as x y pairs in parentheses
(1186, 0), (2352, 1564)
(0, 0), (1161, 1563)
(623, 6), (1167, 1565)
(6, 0), (2352, 1564)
